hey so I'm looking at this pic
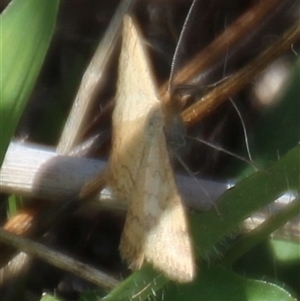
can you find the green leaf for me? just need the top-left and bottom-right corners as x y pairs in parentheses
(163, 266), (295, 301)
(233, 239), (300, 298)
(0, 0), (59, 165)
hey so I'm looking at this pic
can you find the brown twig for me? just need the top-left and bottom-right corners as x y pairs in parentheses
(160, 0), (282, 100)
(182, 20), (300, 126)
(0, 228), (119, 289)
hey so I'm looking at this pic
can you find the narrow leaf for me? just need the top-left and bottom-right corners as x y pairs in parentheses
(0, 0), (59, 164)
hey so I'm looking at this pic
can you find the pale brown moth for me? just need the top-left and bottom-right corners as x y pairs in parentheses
(107, 15), (195, 283)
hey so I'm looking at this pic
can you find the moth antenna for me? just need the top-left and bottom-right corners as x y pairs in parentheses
(174, 151), (209, 195)
(186, 135), (259, 171)
(173, 150), (221, 214)
(229, 97), (255, 168)
(168, 0), (198, 93)
(221, 15), (254, 167)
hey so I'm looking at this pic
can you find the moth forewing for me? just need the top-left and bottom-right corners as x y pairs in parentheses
(108, 14), (161, 200)
(113, 15), (159, 124)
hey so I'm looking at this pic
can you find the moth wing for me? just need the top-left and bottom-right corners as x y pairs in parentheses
(120, 108), (195, 283)
(108, 15), (160, 200)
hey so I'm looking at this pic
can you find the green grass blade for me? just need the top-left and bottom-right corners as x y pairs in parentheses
(191, 146), (299, 253)
(0, 0), (59, 165)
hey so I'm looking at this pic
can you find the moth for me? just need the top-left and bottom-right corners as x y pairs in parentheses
(107, 15), (195, 282)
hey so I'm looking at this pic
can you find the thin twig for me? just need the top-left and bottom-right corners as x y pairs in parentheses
(182, 20), (300, 126)
(0, 228), (119, 289)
